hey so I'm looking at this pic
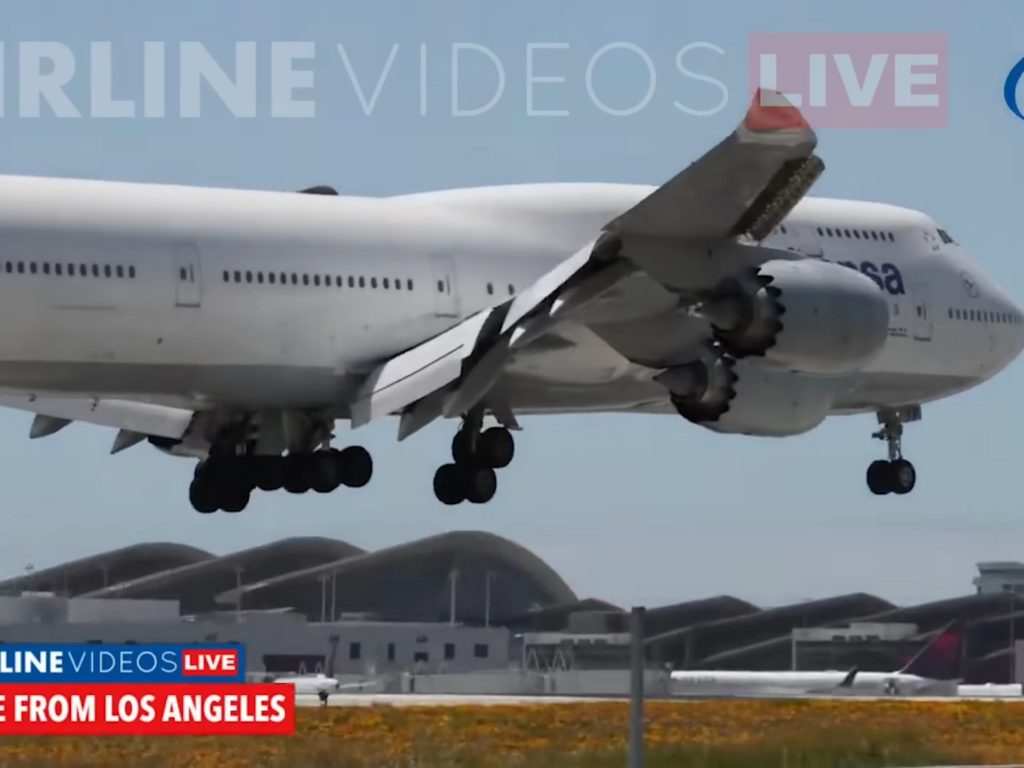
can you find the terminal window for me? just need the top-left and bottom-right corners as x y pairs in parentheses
(387, 643), (396, 662)
(444, 643), (456, 661)
(474, 644), (489, 659)
(348, 642), (362, 661)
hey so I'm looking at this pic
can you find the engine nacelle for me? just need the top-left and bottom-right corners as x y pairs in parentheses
(665, 354), (849, 437)
(705, 258), (889, 376)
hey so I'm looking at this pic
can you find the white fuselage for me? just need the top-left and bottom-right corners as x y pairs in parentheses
(670, 669), (956, 697)
(0, 176), (1018, 416)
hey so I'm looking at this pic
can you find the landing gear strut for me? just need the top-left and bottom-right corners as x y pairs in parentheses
(434, 411), (515, 506)
(866, 406), (920, 496)
(190, 446), (373, 514)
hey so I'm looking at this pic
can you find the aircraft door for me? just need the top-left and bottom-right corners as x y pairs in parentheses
(910, 283), (932, 341)
(174, 243), (202, 307)
(794, 226), (824, 258)
(430, 253), (460, 318)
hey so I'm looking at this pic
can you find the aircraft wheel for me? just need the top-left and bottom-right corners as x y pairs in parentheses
(283, 455), (314, 494)
(452, 430), (475, 465)
(337, 446), (373, 489)
(890, 459), (916, 495)
(477, 427), (514, 469)
(189, 479), (219, 514)
(255, 457), (285, 492)
(866, 460), (891, 496)
(220, 485), (251, 514)
(434, 464), (465, 506)
(464, 466), (497, 505)
(311, 451), (342, 494)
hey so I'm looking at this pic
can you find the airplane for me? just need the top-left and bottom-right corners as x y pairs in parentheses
(670, 622), (964, 698)
(0, 89), (1020, 513)
(270, 672), (377, 704)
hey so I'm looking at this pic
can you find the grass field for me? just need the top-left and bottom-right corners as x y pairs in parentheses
(1, 699), (1023, 767)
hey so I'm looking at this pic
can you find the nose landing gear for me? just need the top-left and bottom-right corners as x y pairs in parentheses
(866, 406), (920, 496)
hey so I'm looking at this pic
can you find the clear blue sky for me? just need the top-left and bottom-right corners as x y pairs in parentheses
(0, 0), (1022, 610)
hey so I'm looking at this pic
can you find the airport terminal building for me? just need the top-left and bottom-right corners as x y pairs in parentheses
(2, 532), (1023, 685)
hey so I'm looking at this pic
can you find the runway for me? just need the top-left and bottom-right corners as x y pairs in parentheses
(296, 692), (1024, 708)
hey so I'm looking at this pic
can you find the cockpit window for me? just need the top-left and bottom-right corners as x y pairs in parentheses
(937, 228), (957, 245)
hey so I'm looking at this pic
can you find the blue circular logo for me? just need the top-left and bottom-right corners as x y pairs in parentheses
(1005, 56), (1024, 120)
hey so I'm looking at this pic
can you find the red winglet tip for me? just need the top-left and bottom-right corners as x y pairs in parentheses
(745, 89), (809, 133)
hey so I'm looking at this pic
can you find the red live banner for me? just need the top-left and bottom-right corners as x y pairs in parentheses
(0, 684), (295, 735)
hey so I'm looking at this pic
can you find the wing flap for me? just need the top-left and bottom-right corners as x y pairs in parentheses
(350, 310), (495, 428)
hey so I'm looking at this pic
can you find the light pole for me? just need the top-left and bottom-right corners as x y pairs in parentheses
(330, 572), (337, 623)
(234, 566), (244, 623)
(319, 575), (329, 623)
(449, 568), (459, 626)
(485, 571), (495, 628)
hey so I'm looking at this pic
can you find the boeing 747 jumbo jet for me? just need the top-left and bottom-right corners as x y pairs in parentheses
(0, 91), (1020, 513)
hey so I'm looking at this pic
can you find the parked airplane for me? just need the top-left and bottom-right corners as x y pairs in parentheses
(0, 90), (1020, 513)
(670, 622), (964, 698)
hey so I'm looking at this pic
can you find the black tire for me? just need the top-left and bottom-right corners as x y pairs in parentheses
(255, 457), (285, 492)
(434, 464), (465, 506)
(890, 459), (916, 495)
(189, 479), (219, 514)
(283, 455), (314, 494)
(477, 427), (515, 469)
(338, 446), (373, 489)
(451, 430), (475, 465)
(464, 466), (498, 505)
(866, 460), (891, 496)
(221, 486), (251, 514)
(311, 451), (342, 494)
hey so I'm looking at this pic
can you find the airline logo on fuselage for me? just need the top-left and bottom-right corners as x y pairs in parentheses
(823, 258), (906, 296)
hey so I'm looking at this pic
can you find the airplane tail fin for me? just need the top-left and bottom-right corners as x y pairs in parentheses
(897, 621), (964, 680)
(837, 667), (859, 688)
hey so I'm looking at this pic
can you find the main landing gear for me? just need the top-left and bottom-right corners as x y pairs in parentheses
(866, 406), (920, 496)
(433, 415), (515, 506)
(189, 447), (373, 514)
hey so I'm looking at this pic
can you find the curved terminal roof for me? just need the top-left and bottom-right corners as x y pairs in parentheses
(81, 537), (365, 615)
(647, 593), (894, 667)
(644, 596), (760, 638)
(216, 530), (577, 623)
(0, 542), (214, 596)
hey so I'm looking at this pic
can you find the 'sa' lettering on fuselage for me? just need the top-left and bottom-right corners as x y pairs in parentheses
(823, 258), (906, 296)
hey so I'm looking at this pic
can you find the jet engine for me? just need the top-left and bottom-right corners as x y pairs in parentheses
(702, 258), (889, 376)
(659, 350), (850, 437)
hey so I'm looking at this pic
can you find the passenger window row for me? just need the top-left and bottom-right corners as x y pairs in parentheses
(769, 224), (896, 242)
(816, 227), (896, 242)
(949, 307), (1022, 325)
(222, 270), (414, 292)
(3, 261), (136, 279)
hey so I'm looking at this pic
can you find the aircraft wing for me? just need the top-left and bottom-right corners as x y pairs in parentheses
(0, 392), (196, 454)
(351, 90), (823, 437)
